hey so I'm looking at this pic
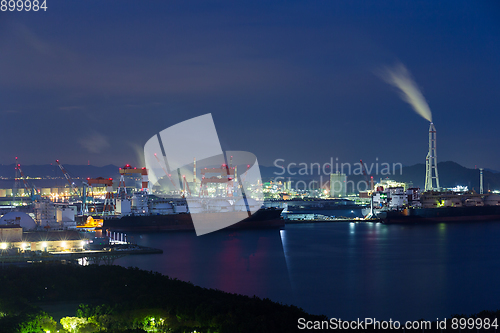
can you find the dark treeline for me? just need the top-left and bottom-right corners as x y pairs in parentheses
(1, 264), (500, 332)
(0, 264), (326, 332)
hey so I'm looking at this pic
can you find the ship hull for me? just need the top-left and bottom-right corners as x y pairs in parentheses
(285, 205), (366, 211)
(102, 208), (284, 231)
(383, 206), (500, 224)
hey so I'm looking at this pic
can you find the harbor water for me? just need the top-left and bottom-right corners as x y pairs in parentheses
(114, 221), (500, 321)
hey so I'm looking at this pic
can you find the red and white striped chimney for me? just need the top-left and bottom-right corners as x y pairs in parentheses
(141, 168), (149, 192)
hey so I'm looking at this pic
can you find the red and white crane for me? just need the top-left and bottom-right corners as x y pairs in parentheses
(360, 159), (374, 191)
(56, 159), (81, 197)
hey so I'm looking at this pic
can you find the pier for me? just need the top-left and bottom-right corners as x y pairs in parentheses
(285, 217), (381, 224)
(0, 244), (163, 266)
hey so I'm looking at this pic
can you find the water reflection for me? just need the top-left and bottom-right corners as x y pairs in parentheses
(115, 229), (295, 306)
(114, 221), (500, 322)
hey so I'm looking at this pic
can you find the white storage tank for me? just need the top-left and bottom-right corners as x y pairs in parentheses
(207, 200), (232, 213)
(234, 198), (262, 212)
(484, 194), (500, 206)
(150, 201), (174, 214)
(116, 198), (132, 215)
(421, 197), (439, 208)
(0, 212), (36, 230)
(462, 196), (484, 207)
(55, 205), (77, 223)
(174, 203), (188, 213)
(443, 197), (462, 207)
(186, 200), (204, 214)
(131, 192), (149, 214)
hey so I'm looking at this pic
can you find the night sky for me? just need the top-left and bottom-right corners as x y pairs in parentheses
(1, 1), (499, 171)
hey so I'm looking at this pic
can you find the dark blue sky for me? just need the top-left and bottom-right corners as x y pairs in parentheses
(1, 1), (499, 170)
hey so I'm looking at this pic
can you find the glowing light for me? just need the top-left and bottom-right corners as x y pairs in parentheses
(0, 243), (7, 250)
(42, 242), (48, 248)
(61, 241), (67, 248)
(21, 242), (28, 250)
(81, 240), (86, 246)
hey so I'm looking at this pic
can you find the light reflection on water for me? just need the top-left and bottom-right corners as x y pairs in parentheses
(114, 221), (500, 321)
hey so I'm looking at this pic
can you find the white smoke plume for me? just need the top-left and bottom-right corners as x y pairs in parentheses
(379, 63), (432, 122)
(79, 132), (110, 154)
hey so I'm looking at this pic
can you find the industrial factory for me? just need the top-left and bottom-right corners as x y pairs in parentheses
(0, 112), (499, 237)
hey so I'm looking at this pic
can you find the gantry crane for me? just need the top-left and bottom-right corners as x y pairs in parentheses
(117, 164), (149, 198)
(86, 177), (115, 216)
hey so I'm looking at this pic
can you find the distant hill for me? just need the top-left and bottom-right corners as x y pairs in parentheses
(0, 164), (121, 189)
(0, 164), (120, 179)
(260, 161), (500, 192)
(1, 161), (498, 192)
(386, 161), (500, 191)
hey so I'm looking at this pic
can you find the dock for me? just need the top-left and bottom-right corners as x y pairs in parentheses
(285, 217), (381, 224)
(0, 244), (163, 266)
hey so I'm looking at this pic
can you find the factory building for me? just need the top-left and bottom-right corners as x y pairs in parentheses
(374, 179), (413, 192)
(34, 202), (77, 230)
(373, 187), (412, 209)
(0, 226), (86, 252)
(330, 172), (347, 198)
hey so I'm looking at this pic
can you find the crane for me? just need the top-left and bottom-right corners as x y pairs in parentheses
(17, 164), (32, 196)
(360, 159), (374, 191)
(86, 177), (115, 216)
(17, 163), (40, 201)
(182, 175), (192, 197)
(56, 159), (81, 197)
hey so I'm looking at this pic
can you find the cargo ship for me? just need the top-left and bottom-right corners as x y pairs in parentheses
(372, 189), (500, 224)
(98, 155), (285, 232)
(102, 206), (284, 232)
(382, 205), (500, 224)
(101, 193), (284, 232)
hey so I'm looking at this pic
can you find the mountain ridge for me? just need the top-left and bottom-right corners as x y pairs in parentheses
(1, 161), (498, 192)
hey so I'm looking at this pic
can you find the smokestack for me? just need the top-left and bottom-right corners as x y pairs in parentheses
(424, 122), (440, 191)
(480, 168), (484, 194)
(193, 157), (197, 184)
(141, 168), (148, 192)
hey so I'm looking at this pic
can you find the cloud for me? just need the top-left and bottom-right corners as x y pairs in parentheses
(58, 106), (85, 111)
(79, 133), (111, 154)
(13, 22), (52, 56)
(0, 21), (310, 96)
(123, 102), (162, 109)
